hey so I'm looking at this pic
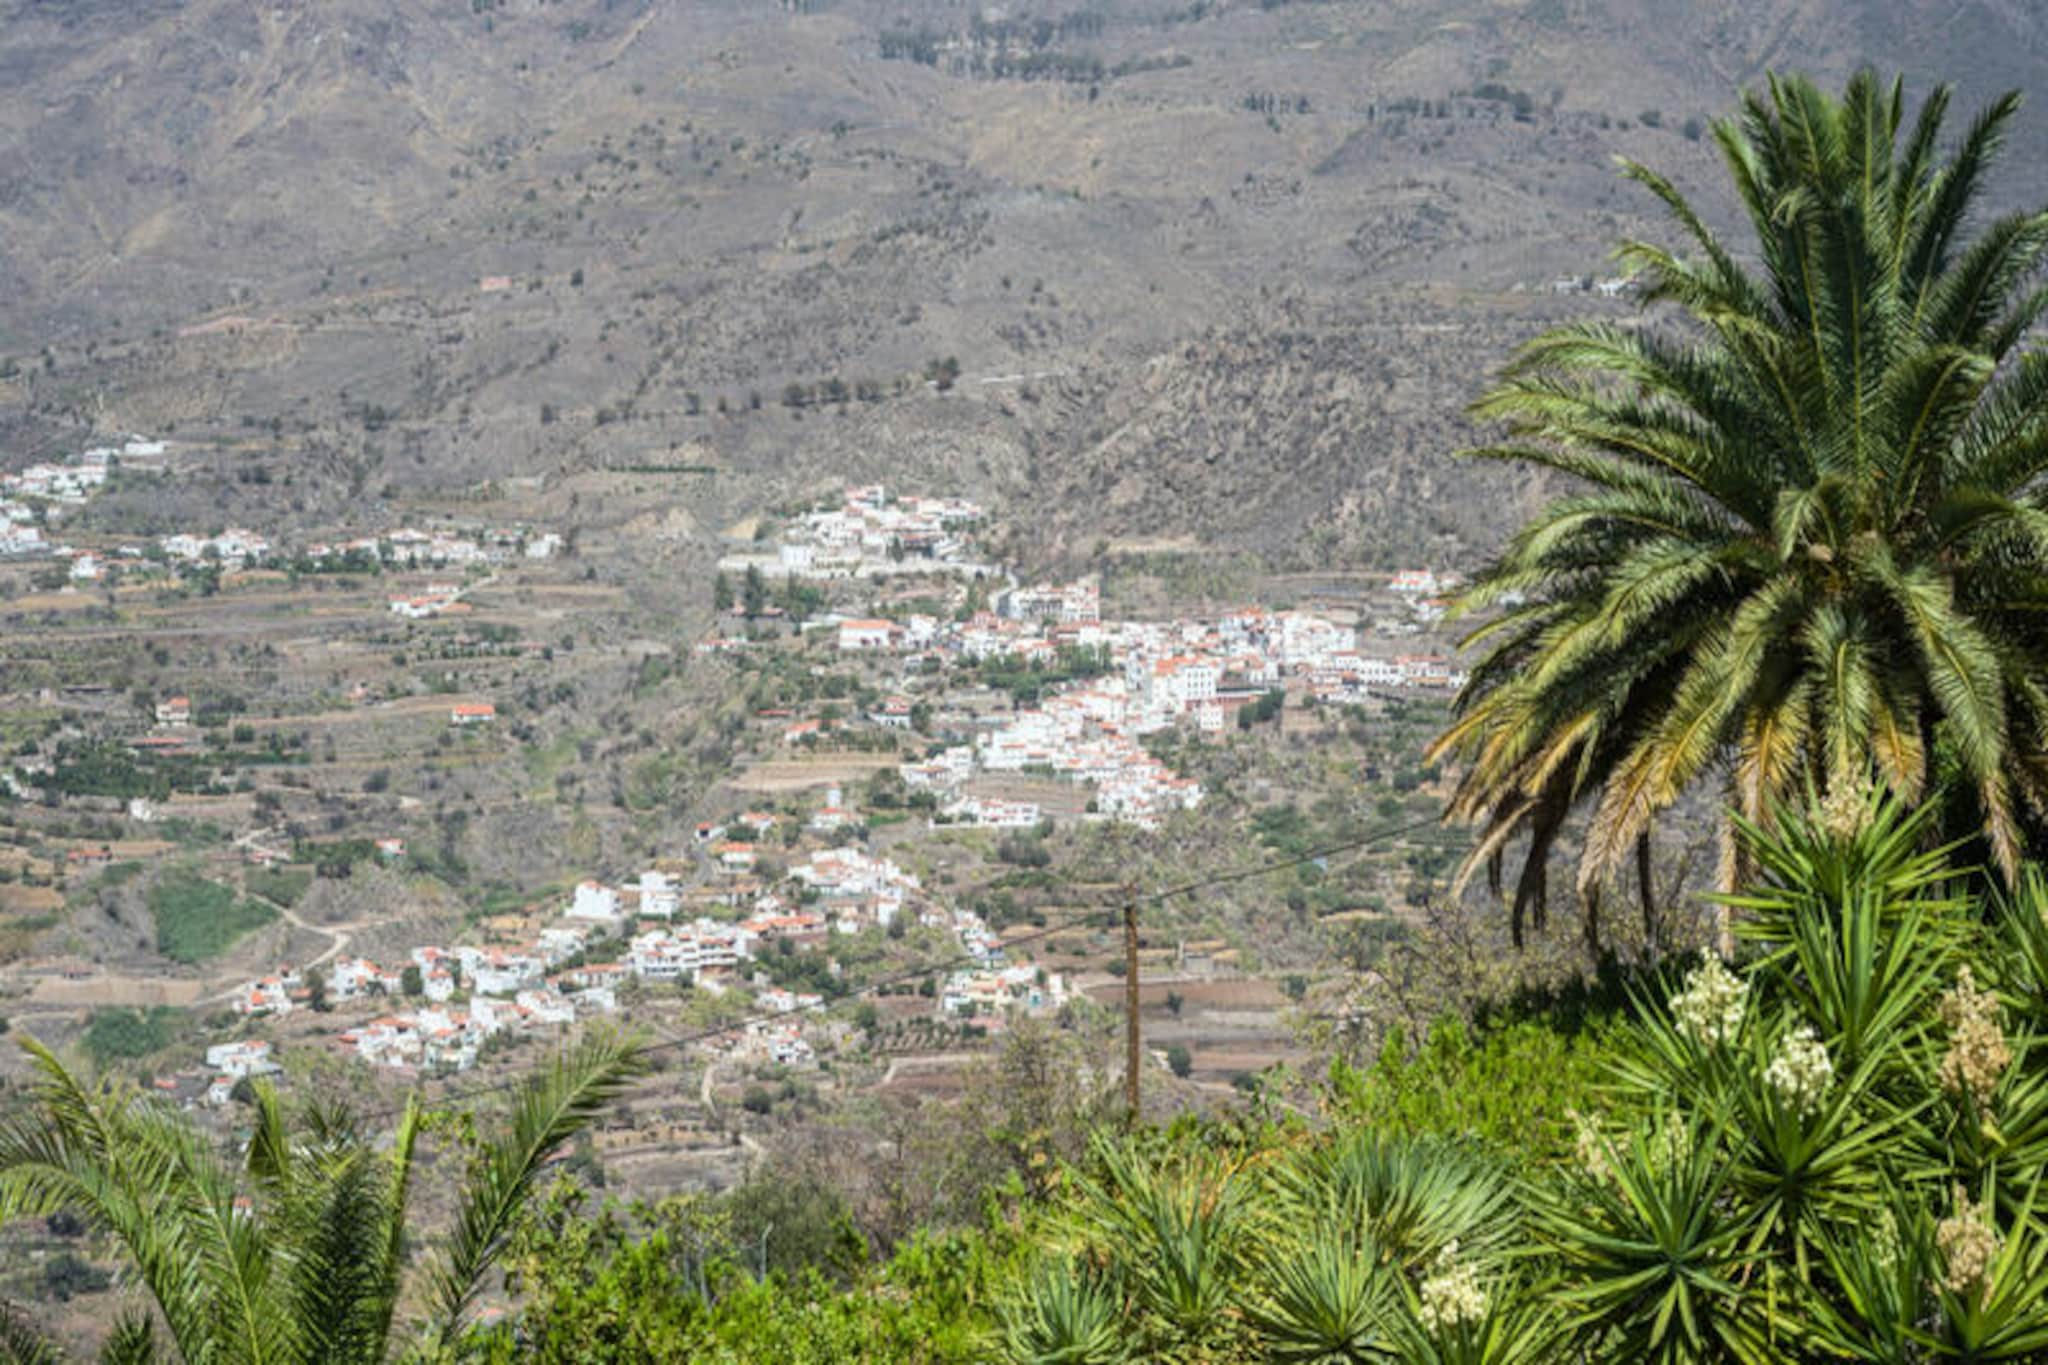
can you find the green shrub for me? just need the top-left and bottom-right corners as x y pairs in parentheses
(246, 867), (312, 908)
(83, 1006), (184, 1064)
(149, 872), (277, 962)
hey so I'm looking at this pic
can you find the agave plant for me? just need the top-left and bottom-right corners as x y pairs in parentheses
(0, 1030), (646, 1363)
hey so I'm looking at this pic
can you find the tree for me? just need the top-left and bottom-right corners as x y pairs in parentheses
(742, 564), (768, 618)
(1164, 990), (1185, 1018)
(1433, 71), (2048, 946)
(712, 571), (733, 613)
(41, 1252), (109, 1303)
(400, 964), (424, 998)
(0, 1030), (645, 1361)
(1165, 1044), (1192, 1079)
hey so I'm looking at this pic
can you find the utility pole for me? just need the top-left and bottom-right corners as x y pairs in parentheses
(1124, 893), (1141, 1126)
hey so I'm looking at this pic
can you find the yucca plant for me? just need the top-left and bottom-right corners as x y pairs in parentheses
(1986, 869), (2048, 1025)
(1383, 1261), (1562, 1365)
(1241, 1228), (1397, 1365)
(0, 1300), (62, 1365)
(1719, 1007), (1924, 1278)
(1794, 1183), (2048, 1363)
(1266, 1132), (1518, 1272)
(1049, 1134), (1260, 1357)
(1432, 69), (2048, 945)
(0, 1030), (646, 1363)
(1916, 1174), (2048, 1361)
(1537, 1111), (1769, 1363)
(1799, 1198), (1934, 1362)
(995, 1258), (1129, 1365)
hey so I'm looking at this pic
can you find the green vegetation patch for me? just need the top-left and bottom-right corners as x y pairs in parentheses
(246, 867), (312, 908)
(149, 871), (277, 963)
(83, 1006), (186, 1064)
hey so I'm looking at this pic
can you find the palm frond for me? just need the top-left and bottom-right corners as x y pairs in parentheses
(419, 1029), (649, 1341)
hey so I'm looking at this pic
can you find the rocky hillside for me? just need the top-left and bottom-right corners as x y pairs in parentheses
(3, 0), (2045, 571)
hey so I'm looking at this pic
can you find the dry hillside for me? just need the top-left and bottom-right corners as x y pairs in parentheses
(2, 0), (2045, 569)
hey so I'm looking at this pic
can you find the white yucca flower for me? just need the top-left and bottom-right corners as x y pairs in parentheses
(1417, 1240), (1488, 1332)
(1670, 954), (1748, 1047)
(1764, 1026), (1834, 1117)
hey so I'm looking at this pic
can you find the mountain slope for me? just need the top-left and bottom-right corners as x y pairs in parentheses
(4, 0), (2046, 570)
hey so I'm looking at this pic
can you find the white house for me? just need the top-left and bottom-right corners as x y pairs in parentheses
(470, 952), (544, 996)
(234, 975), (295, 1017)
(627, 930), (694, 983)
(536, 926), (590, 965)
(711, 841), (757, 871)
(837, 618), (903, 652)
(205, 1040), (281, 1080)
(634, 870), (680, 919)
(565, 881), (624, 936)
(328, 957), (400, 1000)
(810, 787), (855, 833)
(516, 989), (577, 1028)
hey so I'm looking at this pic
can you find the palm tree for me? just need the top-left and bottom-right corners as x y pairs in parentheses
(1431, 70), (2048, 946)
(0, 1030), (646, 1363)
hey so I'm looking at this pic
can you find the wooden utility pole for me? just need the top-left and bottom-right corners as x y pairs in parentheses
(1124, 895), (1141, 1125)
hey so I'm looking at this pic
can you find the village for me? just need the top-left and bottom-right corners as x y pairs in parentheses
(714, 484), (994, 582)
(0, 432), (561, 592)
(0, 436), (167, 560)
(704, 487), (1469, 829)
(0, 475), (1470, 1153)
(198, 816), (1058, 1108)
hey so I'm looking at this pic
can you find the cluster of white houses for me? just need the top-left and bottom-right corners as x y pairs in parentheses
(219, 832), (1053, 1077)
(1, 462), (559, 588)
(720, 484), (991, 581)
(161, 527), (273, 569)
(309, 524), (561, 568)
(1, 438), (166, 556)
(863, 586), (1467, 828)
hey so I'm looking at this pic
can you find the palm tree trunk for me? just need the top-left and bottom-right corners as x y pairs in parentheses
(1636, 831), (1658, 966)
(1714, 819), (1740, 959)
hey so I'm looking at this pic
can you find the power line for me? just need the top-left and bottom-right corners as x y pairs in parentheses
(1145, 814), (1441, 901)
(346, 812), (1446, 1121)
